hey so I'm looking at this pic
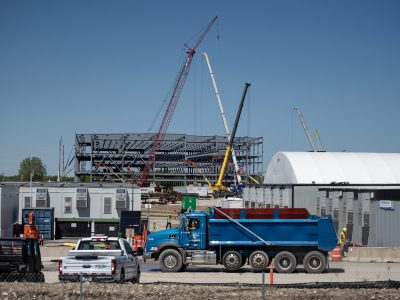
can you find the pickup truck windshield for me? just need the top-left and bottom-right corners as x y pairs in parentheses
(77, 241), (121, 250)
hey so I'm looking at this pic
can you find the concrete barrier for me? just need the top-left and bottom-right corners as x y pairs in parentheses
(346, 247), (400, 262)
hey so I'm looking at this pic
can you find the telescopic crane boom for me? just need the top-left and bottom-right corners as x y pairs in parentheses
(202, 52), (242, 185)
(211, 82), (251, 191)
(314, 129), (325, 151)
(138, 16), (218, 186)
(293, 107), (317, 152)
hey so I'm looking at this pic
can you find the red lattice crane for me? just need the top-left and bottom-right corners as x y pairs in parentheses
(137, 16), (218, 187)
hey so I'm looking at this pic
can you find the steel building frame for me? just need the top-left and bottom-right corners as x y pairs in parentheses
(74, 133), (263, 186)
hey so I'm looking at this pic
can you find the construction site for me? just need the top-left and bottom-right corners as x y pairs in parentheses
(1, 5), (400, 299)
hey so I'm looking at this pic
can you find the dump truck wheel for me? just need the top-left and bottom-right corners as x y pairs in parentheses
(249, 250), (269, 272)
(159, 249), (183, 272)
(222, 250), (243, 272)
(303, 251), (326, 274)
(274, 251), (297, 273)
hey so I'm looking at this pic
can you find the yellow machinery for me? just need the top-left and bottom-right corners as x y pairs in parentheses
(210, 83), (251, 191)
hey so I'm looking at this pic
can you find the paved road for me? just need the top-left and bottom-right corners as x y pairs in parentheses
(43, 259), (400, 284)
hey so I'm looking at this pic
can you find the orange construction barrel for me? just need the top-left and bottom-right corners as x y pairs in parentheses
(331, 245), (342, 261)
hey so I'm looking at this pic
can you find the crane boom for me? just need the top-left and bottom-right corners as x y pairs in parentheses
(293, 107), (317, 152)
(211, 82), (251, 191)
(184, 159), (212, 186)
(138, 16), (218, 186)
(202, 52), (242, 184)
(314, 129), (325, 151)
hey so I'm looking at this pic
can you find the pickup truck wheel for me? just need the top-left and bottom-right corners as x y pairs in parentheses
(274, 251), (297, 274)
(159, 249), (183, 272)
(222, 250), (243, 272)
(118, 269), (125, 283)
(249, 250), (269, 272)
(131, 266), (140, 283)
(303, 251), (326, 274)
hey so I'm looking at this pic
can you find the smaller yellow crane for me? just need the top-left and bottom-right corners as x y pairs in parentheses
(210, 82), (251, 191)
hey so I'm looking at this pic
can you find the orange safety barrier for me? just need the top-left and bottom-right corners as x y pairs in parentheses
(132, 234), (143, 253)
(331, 245), (342, 261)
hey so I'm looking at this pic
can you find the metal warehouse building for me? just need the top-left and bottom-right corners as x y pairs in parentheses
(243, 152), (400, 247)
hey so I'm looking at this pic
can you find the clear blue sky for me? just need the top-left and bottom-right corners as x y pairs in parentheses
(1, 1), (399, 176)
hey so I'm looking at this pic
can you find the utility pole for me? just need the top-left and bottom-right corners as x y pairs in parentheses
(30, 169), (34, 207)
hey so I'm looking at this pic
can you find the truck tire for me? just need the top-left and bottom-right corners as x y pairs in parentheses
(118, 268), (125, 283)
(274, 251), (297, 274)
(303, 251), (326, 274)
(159, 249), (183, 272)
(249, 250), (269, 272)
(131, 266), (140, 283)
(222, 250), (243, 272)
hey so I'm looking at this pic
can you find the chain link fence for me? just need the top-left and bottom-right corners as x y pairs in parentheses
(0, 260), (399, 300)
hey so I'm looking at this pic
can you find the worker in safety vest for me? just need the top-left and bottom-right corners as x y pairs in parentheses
(166, 214), (172, 229)
(339, 227), (347, 256)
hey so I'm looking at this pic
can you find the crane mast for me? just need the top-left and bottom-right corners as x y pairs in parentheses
(293, 107), (317, 152)
(138, 16), (218, 186)
(211, 82), (251, 191)
(202, 52), (242, 185)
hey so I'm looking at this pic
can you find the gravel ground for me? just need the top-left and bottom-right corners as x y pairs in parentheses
(0, 283), (399, 300)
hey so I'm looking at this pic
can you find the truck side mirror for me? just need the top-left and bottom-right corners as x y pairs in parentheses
(121, 250), (125, 255)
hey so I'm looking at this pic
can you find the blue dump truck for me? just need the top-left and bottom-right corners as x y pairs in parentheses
(145, 208), (338, 273)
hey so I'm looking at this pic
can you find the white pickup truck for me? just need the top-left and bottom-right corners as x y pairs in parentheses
(58, 236), (140, 283)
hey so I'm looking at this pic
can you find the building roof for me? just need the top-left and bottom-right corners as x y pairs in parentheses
(264, 152), (400, 184)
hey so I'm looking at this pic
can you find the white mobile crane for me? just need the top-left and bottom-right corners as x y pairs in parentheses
(293, 107), (326, 152)
(202, 52), (243, 189)
(293, 107), (317, 152)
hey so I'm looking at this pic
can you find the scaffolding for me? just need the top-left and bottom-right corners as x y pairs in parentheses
(74, 133), (263, 186)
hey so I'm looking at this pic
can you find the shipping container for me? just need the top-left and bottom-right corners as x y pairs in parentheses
(22, 208), (54, 239)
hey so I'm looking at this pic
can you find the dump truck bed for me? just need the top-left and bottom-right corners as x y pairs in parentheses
(208, 208), (337, 252)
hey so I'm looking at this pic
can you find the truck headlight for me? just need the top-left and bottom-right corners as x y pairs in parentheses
(150, 247), (158, 251)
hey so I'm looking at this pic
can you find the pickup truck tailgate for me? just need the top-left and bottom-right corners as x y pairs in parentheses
(61, 256), (113, 275)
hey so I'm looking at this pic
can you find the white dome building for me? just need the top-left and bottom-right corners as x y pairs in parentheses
(264, 152), (400, 185)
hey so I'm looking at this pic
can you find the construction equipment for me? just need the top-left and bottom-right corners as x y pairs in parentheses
(137, 16), (218, 187)
(184, 159), (212, 186)
(211, 83), (251, 191)
(248, 175), (260, 185)
(202, 52), (242, 185)
(314, 129), (325, 151)
(293, 107), (317, 152)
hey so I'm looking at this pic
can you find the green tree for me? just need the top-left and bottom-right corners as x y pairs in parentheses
(18, 157), (47, 181)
